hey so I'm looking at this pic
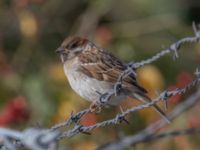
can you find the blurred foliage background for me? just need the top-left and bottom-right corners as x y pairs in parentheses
(0, 0), (200, 149)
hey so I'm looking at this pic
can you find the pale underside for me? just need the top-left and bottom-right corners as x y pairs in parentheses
(63, 57), (128, 105)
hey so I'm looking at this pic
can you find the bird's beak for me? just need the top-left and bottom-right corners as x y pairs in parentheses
(55, 47), (65, 54)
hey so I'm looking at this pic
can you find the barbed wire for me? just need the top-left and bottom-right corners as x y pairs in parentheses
(142, 127), (200, 142)
(98, 88), (200, 150)
(0, 23), (200, 150)
(0, 128), (60, 150)
(1, 80), (200, 150)
(57, 68), (200, 139)
(99, 127), (200, 150)
(116, 22), (200, 86)
(50, 22), (200, 132)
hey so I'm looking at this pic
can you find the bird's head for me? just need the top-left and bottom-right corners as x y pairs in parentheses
(56, 36), (89, 62)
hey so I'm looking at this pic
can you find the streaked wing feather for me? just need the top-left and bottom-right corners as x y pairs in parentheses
(78, 48), (147, 93)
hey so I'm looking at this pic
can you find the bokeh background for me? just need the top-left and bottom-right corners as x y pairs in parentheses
(0, 0), (200, 149)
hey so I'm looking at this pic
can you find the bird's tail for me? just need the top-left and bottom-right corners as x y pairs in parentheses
(132, 92), (170, 124)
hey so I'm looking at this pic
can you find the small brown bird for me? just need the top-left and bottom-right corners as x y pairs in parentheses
(56, 36), (170, 123)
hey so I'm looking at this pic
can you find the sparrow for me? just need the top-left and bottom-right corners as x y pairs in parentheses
(56, 36), (170, 123)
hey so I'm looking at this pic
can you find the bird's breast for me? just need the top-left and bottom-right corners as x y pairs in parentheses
(63, 59), (127, 104)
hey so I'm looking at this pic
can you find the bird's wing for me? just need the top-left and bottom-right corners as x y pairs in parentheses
(78, 48), (147, 93)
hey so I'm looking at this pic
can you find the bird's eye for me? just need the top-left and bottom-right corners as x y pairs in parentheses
(66, 41), (79, 49)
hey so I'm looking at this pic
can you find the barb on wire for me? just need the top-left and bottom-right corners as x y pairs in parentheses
(135, 22), (200, 68)
(50, 108), (90, 132)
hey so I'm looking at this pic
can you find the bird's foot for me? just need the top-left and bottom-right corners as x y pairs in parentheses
(90, 101), (101, 114)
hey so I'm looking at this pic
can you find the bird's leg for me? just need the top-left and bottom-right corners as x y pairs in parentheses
(89, 101), (101, 113)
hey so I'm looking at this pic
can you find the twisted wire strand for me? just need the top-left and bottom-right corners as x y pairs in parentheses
(58, 71), (200, 138)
